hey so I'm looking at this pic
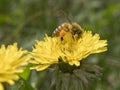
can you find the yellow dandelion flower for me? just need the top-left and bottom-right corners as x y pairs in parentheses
(31, 31), (107, 71)
(0, 43), (29, 90)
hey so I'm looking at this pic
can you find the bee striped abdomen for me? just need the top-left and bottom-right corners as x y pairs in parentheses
(53, 23), (69, 37)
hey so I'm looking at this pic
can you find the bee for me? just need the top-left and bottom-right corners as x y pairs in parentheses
(53, 22), (83, 38)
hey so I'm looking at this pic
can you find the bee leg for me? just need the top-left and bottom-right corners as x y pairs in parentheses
(61, 37), (63, 41)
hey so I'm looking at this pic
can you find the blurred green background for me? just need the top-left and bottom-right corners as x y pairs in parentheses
(0, 0), (120, 90)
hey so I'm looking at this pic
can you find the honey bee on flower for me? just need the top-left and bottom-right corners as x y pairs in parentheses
(30, 13), (108, 89)
(53, 22), (83, 38)
(30, 21), (107, 71)
(53, 12), (83, 39)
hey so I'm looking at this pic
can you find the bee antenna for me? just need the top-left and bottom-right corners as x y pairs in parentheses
(59, 10), (73, 25)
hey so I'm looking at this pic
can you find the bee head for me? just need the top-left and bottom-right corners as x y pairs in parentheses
(70, 22), (83, 35)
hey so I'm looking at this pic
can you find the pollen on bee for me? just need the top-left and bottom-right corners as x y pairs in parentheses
(60, 30), (66, 37)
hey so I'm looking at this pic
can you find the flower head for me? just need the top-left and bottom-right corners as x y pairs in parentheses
(0, 43), (29, 90)
(30, 31), (107, 71)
